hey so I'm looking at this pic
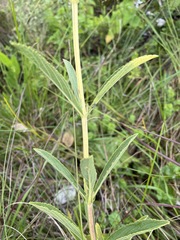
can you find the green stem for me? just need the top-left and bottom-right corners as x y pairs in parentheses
(71, 1), (96, 239)
(140, 123), (165, 211)
(8, 0), (22, 43)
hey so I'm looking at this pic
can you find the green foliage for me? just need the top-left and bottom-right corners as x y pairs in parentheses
(64, 59), (79, 99)
(34, 148), (85, 198)
(152, 162), (180, 203)
(108, 211), (121, 228)
(12, 43), (83, 115)
(95, 223), (104, 240)
(80, 156), (97, 202)
(107, 217), (169, 240)
(163, 86), (179, 118)
(128, 114), (136, 124)
(1, 0), (178, 239)
(11, 38), (167, 237)
(29, 202), (86, 240)
(93, 134), (137, 197)
(90, 55), (158, 112)
(0, 51), (20, 91)
(162, 162), (180, 178)
(102, 115), (116, 135)
(110, 0), (142, 29)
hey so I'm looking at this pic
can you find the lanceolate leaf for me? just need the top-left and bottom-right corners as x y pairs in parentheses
(64, 59), (79, 99)
(34, 148), (85, 198)
(107, 218), (169, 240)
(80, 156), (97, 202)
(95, 223), (104, 240)
(90, 55), (158, 112)
(29, 202), (86, 240)
(94, 134), (137, 197)
(12, 43), (82, 115)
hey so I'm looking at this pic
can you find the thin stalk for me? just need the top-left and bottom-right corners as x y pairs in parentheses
(8, 0), (22, 43)
(71, 0), (89, 158)
(71, 1), (96, 239)
(140, 123), (165, 211)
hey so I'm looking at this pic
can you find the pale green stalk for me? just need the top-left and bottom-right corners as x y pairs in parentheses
(71, 0), (89, 158)
(71, 1), (96, 239)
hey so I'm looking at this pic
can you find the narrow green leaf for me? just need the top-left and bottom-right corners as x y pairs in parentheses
(80, 155), (97, 201)
(107, 218), (169, 240)
(12, 42), (82, 115)
(94, 134), (137, 197)
(29, 202), (86, 240)
(90, 55), (158, 112)
(64, 59), (79, 99)
(34, 148), (85, 198)
(95, 223), (104, 240)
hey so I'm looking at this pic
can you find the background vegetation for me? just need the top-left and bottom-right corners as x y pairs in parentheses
(0, 0), (179, 239)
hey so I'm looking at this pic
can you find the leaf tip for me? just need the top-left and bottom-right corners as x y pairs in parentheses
(33, 148), (41, 154)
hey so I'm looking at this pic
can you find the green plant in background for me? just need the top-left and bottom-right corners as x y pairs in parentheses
(11, 0), (170, 239)
(0, 51), (20, 92)
(163, 86), (180, 119)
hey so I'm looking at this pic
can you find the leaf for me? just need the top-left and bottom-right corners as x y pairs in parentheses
(80, 155), (97, 202)
(95, 223), (104, 240)
(105, 34), (114, 44)
(12, 42), (82, 115)
(0, 51), (12, 67)
(34, 148), (85, 198)
(107, 218), (169, 240)
(63, 59), (79, 99)
(89, 55), (158, 112)
(94, 134), (137, 197)
(29, 202), (86, 240)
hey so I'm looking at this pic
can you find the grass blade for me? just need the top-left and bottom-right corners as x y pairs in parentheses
(107, 218), (169, 240)
(29, 202), (86, 240)
(94, 134), (137, 197)
(90, 55), (158, 112)
(12, 42), (83, 115)
(34, 148), (85, 198)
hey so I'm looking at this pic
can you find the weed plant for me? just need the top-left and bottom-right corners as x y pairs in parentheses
(0, 0), (179, 239)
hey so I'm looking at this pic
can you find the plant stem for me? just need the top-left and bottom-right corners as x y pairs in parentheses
(88, 203), (96, 240)
(71, 1), (96, 239)
(71, 0), (89, 158)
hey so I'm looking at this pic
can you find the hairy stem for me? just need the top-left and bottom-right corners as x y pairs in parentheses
(71, 1), (96, 239)
(88, 203), (96, 240)
(71, 1), (89, 157)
